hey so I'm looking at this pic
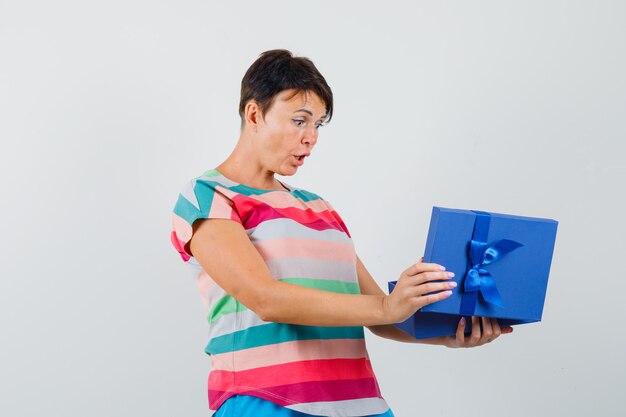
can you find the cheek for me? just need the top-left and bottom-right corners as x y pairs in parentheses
(261, 127), (283, 149)
(260, 134), (290, 161)
(267, 127), (299, 151)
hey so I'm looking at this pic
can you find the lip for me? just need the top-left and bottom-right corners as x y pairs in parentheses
(293, 154), (305, 166)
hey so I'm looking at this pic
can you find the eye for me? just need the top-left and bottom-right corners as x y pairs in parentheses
(293, 119), (305, 126)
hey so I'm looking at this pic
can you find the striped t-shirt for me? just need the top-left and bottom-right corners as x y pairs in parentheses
(170, 168), (390, 417)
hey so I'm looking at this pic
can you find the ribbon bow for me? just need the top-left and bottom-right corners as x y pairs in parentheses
(464, 239), (523, 308)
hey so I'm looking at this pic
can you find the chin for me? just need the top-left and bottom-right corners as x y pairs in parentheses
(278, 166), (298, 177)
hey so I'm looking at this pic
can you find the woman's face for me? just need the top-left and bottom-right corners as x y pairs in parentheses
(254, 89), (327, 176)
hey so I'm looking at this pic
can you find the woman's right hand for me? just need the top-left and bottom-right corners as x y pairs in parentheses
(383, 257), (456, 324)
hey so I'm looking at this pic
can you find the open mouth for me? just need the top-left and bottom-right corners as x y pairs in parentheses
(293, 154), (306, 165)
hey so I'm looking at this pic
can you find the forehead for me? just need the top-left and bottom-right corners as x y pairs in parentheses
(275, 89), (325, 113)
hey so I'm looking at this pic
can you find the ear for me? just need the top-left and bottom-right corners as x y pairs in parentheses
(244, 100), (263, 132)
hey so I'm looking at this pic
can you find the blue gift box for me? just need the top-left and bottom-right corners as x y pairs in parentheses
(388, 207), (558, 339)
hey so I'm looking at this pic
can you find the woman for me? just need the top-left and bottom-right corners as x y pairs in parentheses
(170, 49), (511, 417)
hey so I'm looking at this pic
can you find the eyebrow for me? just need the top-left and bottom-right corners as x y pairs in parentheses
(294, 108), (327, 120)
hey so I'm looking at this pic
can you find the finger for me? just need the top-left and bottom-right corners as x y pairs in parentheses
(413, 271), (456, 285)
(469, 316), (481, 344)
(455, 317), (466, 346)
(414, 290), (453, 309)
(396, 272), (454, 292)
(394, 278), (451, 300)
(481, 316), (493, 343)
(399, 270), (453, 286)
(501, 326), (513, 334)
(491, 318), (502, 339)
(407, 261), (447, 276)
(410, 279), (457, 297)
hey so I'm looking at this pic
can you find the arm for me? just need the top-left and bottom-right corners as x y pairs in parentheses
(188, 218), (454, 327)
(356, 254), (513, 347)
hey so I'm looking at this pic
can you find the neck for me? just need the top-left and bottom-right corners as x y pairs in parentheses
(215, 137), (287, 191)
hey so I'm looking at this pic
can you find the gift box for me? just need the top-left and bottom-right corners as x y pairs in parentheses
(388, 207), (558, 339)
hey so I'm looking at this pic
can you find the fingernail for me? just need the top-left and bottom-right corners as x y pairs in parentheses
(447, 272), (455, 278)
(460, 317), (466, 325)
(449, 281), (457, 288)
(438, 265), (446, 271)
(443, 290), (452, 296)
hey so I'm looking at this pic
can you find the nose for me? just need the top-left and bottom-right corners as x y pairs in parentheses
(303, 125), (318, 146)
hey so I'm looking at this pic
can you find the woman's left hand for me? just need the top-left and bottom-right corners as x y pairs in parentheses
(444, 316), (513, 348)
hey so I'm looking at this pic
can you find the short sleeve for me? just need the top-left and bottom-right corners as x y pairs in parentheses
(170, 177), (243, 262)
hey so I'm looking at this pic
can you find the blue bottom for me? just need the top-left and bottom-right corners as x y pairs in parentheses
(212, 395), (395, 417)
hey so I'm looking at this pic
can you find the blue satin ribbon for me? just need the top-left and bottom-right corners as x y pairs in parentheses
(459, 211), (523, 316)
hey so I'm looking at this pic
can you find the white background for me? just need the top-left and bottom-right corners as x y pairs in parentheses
(1, 1), (624, 416)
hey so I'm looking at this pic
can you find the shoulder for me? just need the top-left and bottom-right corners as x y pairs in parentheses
(174, 169), (247, 218)
(177, 169), (241, 207)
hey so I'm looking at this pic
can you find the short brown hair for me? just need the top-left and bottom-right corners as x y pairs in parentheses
(239, 49), (334, 129)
